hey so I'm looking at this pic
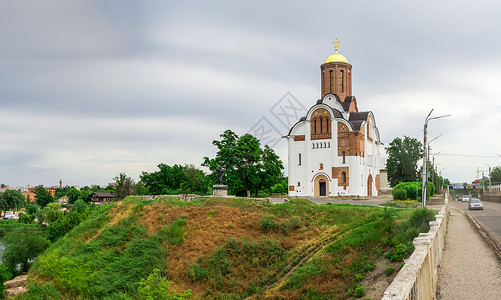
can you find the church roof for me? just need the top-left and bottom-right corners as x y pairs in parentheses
(349, 112), (370, 121)
(349, 120), (364, 131)
(324, 53), (349, 64)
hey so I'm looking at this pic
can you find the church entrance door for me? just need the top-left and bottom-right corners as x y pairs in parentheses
(367, 174), (373, 196)
(319, 180), (327, 196)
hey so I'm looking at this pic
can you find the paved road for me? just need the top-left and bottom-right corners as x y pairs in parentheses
(453, 199), (501, 249)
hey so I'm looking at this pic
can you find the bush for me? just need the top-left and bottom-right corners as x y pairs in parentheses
(390, 242), (414, 261)
(385, 266), (394, 276)
(18, 212), (34, 224)
(0, 264), (13, 297)
(135, 268), (191, 300)
(394, 181), (437, 201)
(355, 285), (365, 297)
(392, 188), (407, 200)
(2, 227), (51, 273)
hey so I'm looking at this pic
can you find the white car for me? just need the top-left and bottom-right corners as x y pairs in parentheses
(468, 198), (483, 210)
(461, 196), (470, 202)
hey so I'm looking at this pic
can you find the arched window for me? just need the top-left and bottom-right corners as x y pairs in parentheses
(313, 119), (317, 133)
(340, 69), (344, 93)
(320, 118), (323, 132)
(342, 151), (346, 164)
(329, 70), (334, 92)
(328, 142), (330, 148)
(298, 153), (302, 166)
(342, 172), (347, 183)
(298, 182), (301, 187)
(326, 118), (330, 133)
(320, 163), (324, 170)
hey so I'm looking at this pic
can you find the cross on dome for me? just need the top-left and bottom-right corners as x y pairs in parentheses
(332, 38), (340, 53)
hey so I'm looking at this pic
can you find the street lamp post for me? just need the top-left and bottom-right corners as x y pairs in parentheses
(484, 163), (492, 189)
(422, 109), (451, 208)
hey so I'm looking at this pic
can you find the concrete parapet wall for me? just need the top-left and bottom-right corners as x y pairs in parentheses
(382, 197), (449, 300)
(481, 193), (501, 203)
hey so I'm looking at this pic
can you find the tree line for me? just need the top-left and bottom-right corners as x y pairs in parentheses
(112, 129), (286, 198)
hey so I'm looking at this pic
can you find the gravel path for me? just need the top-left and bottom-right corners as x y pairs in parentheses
(437, 202), (501, 299)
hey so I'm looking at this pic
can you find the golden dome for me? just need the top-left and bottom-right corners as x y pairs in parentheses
(324, 53), (349, 64)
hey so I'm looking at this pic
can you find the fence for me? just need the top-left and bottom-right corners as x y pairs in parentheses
(382, 195), (448, 300)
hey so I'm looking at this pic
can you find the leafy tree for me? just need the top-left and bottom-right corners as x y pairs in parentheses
(114, 173), (136, 200)
(0, 189), (24, 211)
(72, 199), (87, 213)
(203, 129), (284, 196)
(140, 164), (209, 195)
(261, 145), (284, 193)
(80, 190), (93, 203)
(203, 129), (240, 187)
(55, 186), (70, 199)
(2, 227), (51, 273)
(18, 212), (34, 224)
(42, 202), (63, 225)
(491, 166), (501, 185)
(34, 186), (54, 208)
(66, 188), (80, 204)
(386, 136), (423, 187)
(183, 164), (210, 194)
(234, 133), (263, 196)
(25, 202), (40, 217)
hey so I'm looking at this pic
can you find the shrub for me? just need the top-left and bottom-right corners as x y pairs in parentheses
(136, 268), (191, 300)
(18, 212), (33, 224)
(355, 285), (365, 297)
(167, 217), (187, 245)
(0, 264), (13, 297)
(2, 227), (51, 273)
(187, 263), (209, 281)
(392, 188), (407, 200)
(385, 266), (394, 276)
(390, 242), (414, 261)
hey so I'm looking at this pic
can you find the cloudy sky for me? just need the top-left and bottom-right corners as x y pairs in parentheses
(2, 0), (501, 187)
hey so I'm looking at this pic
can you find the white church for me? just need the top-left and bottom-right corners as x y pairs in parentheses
(286, 42), (383, 197)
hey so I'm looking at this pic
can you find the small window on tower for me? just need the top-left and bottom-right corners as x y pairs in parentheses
(329, 70), (334, 92)
(298, 182), (301, 187)
(340, 69), (344, 93)
(298, 153), (302, 166)
(320, 163), (324, 170)
(342, 172), (347, 184)
(342, 151), (346, 164)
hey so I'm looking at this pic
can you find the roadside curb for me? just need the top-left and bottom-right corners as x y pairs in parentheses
(465, 213), (501, 264)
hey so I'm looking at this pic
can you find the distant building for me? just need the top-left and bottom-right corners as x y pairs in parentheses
(90, 192), (116, 204)
(58, 196), (69, 205)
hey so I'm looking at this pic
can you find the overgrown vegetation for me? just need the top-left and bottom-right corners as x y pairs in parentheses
(392, 181), (436, 200)
(17, 197), (435, 299)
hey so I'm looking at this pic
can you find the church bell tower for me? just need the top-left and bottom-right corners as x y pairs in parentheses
(320, 39), (352, 101)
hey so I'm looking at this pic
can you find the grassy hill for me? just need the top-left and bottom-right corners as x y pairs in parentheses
(19, 197), (433, 299)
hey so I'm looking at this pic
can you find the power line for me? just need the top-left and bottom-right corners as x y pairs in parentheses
(438, 153), (500, 158)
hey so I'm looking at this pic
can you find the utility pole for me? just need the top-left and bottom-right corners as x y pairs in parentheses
(422, 109), (451, 208)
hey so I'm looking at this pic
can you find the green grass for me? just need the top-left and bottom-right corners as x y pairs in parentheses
(24, 197), (435, 299)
